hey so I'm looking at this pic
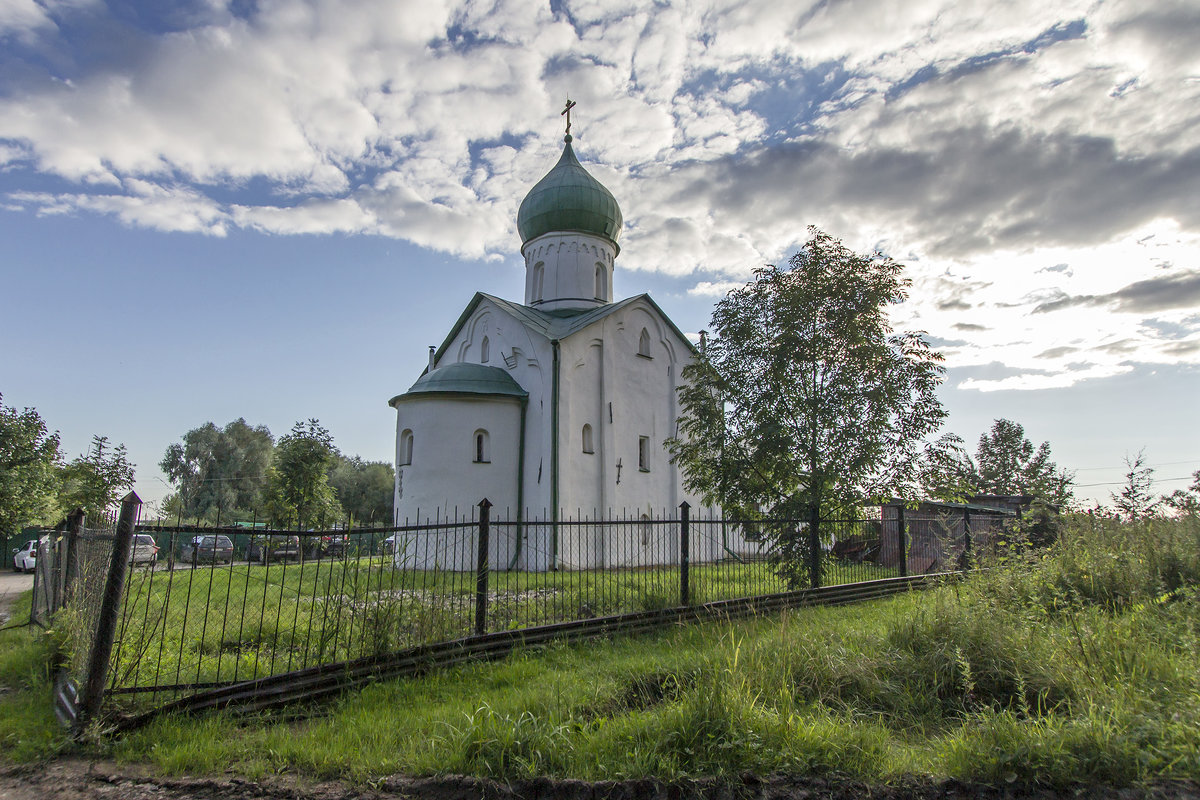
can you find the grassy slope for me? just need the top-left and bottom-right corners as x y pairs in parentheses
(0, 591), (68, 762)
(3, 516), (1198, 788)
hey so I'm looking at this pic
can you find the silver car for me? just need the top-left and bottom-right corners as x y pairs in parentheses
(130, 534), (159, 566)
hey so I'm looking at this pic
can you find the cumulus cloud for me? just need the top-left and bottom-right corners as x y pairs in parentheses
(1, 0), (1199, 389)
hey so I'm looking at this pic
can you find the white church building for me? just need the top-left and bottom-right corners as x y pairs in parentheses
(389, 125), (739, 571)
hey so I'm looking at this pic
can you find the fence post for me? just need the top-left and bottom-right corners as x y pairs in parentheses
(475, 499), (491, 636)
(897, 505), (908, 578)
(59, 509), (86, 609)
(679, 501), (691, 607)
(48, 519), (66, 616)
(808, 505), (821, 589)
(77, 492), (140, 732)
(962, 509), (972, 571)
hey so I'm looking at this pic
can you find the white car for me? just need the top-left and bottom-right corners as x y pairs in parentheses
(11, 540), (37, 573)
(130, 534), (160, 566)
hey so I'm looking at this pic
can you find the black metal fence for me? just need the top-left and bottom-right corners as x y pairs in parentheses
(33, 495), (1013, 734)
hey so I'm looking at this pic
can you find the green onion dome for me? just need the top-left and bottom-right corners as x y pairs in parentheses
(517, 136), (623, 249)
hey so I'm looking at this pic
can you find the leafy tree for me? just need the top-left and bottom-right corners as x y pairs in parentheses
(667, 228), (948, 586)
(0, 393), (63, 536)
(1162, 470), (1200, 517)
(974, 419), (1074, 506)
(263, 419), (342, 528)
(59, 435), (136, 520)
(916, 433), (978, 503)
(160, 418), (274, 521)
(1111, 449), (1159, 521)
(1013, 498), (1062, 548)
(328, 455), (393, 526)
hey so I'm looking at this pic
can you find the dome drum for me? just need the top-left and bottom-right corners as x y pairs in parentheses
(518, 138), (623, 310)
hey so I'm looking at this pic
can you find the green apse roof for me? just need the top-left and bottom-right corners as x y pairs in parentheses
(391, 362), (527, 405)
(517, 136), (623, 249)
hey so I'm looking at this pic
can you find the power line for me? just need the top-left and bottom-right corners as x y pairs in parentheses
(1076, 475), (1196, 488)
(1072, 459), (1199, 473)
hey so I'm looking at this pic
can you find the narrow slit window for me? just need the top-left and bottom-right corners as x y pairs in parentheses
(638, 328), (651, 357)
(400, 430), (414, 466)
(594, 264), (605, 301)
(582, 424), (594, 454)
(474, 429), (490, 463)
(533, 262), (545, 302)
(640, 514), (651, 545)
(480, 336), (490, 363)
(638, 436), (650, 471)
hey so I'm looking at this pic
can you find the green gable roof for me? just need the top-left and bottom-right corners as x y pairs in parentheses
(517, 138), (623, 249)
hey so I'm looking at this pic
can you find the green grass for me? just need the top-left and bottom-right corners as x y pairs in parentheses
(6, 513), (1198, 788)
(99, 515), (1200, 787)
(0, 590), (74, 762)
(97, 551), (892, 705)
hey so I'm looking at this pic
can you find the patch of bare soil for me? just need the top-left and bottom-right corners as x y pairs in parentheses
(0, 760), (1196, 800)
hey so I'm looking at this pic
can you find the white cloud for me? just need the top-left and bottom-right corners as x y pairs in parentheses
(0, 0), (55, 39)
(2, 0), (1198, 389)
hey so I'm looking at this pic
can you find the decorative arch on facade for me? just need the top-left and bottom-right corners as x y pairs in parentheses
(630, 305), (682, 366)
(458, 311), (495, 363)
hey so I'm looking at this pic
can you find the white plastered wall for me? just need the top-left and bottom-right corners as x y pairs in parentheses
(555, 299), (710, 568)
(392, 394), (523, 570)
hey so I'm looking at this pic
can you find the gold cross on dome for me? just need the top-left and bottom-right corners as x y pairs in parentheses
(561, 97), (577, 135)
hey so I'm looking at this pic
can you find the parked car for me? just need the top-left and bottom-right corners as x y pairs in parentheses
(380, 534), (397, 556)
(181, 535), (234, 565)
(11, 539), (37, 573)
(130, 534), (160, 566)
(246, 534), (302, 564)
(306, 533), (350, 558)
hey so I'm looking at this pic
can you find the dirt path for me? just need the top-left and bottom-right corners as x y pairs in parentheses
(0, 571), (33, 626)
(0, 760), (1196, 800)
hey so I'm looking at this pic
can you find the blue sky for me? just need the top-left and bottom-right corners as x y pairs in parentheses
(1, 0), (1198, 510)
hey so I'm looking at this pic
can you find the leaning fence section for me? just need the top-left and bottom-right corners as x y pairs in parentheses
(39, 497), (1015, 732)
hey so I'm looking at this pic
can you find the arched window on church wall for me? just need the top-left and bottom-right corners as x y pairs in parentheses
(473, 429), (490, 463)
(594, 264), (605, 301)
(400, 430), (414, 466)
(638, 328), (652, 358)
(582, 424), (594, 454)
(639, 513), (651, 546)
(480, 336), (490, 363)
(533, 262), (545, 302)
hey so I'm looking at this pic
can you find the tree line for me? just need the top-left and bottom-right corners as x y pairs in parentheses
(0, 395), (393, 538)
(0, 392), (135, 536)
(159, 418), (393, 528)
